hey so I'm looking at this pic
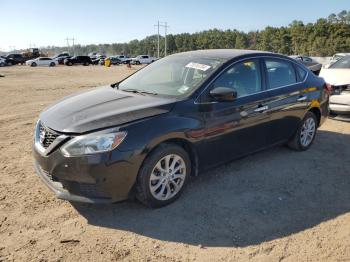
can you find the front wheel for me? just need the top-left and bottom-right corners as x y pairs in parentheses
(49, 62), (55, 67)
(288, 111), (317, 151)
(135, 143), (191, 208)
(31, 62), (37, 67)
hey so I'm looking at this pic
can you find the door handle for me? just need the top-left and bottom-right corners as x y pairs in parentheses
(254, 105), (269, 112)
(297, 96), (307, 102)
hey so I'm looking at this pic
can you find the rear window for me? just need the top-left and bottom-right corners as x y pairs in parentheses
(265, 59), (297, 89)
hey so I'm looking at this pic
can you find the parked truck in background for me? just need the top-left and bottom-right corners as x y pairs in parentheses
(131, 55), (156, 65)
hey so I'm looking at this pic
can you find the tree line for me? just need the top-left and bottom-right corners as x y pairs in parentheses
(41, 10), (349, 57)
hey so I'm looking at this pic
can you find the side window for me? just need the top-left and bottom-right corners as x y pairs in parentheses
(212, 60), (262, 97)
(265, 59), (297, 89)
(296, 65), (307, 80)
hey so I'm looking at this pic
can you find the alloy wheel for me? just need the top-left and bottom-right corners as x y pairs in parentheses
(300, 117), (316, 147)
(149, 154), (186, 201)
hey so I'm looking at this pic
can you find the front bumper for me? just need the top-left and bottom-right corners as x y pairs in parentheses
(32, 138), (143, 203)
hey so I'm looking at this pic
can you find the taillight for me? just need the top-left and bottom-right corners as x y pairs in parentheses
(324, 83), (332, 94)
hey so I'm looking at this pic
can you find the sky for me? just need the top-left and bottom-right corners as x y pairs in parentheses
(0, 0), (349, 52)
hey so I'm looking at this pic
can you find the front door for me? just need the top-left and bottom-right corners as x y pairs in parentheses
(199, 58), (271, 168)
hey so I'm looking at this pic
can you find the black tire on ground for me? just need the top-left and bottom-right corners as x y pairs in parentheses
(136, 61), (140, 65)
(0, 62), (4, 67)
(67, 62), (72, 66)
(83, 62), (89, 66)
(7, 61), (13, 66)
(49, 62), (55, 67)
(135, 143), (191, 208)
(31, 62), (37, 67)
(288, 111), (318, 151)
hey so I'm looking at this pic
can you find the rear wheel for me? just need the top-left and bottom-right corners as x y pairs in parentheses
(49, 62), (55, 67)
(136, 61), (140, 65)
(288, 111), (317, 151)
(83, 62), (89, 66)
(135, 143), (190, 208)
(0, 62), (4, 67)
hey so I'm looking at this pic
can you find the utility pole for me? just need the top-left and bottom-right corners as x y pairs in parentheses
(164, 22), (168, 56)
(154, 21), (160, 58)
(154, 21), (169, 57)
(65, 37), (76, 55)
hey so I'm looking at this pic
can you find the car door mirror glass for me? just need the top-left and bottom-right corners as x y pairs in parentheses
(210, 87), (237, 102)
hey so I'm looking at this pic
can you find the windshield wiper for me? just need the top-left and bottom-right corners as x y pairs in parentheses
(110, 82), (119, 89)
(121, 89), (158, 95)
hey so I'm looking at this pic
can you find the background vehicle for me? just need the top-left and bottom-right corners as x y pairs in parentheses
(64, 56), (92, 66)
(53, 53), (70, 65)
(289, 55), (313, 62)
(99, 56), (121, 66)
(320, 55), (350, 115)
(21, 48), (44, 61)
(0, 57), (6, 66)
(329, 53), (350, 65)
(33, 50), (329, 207)
(26, 57), (58, 67)
(5, 54), (26, 65)
(290, 55), (322, 75)
(131, 55), (156, 64)
(91, 55), (106, 65)
(114, 55), (131, 64)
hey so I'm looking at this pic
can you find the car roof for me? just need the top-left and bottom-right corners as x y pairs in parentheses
(170, 49), (271, 61)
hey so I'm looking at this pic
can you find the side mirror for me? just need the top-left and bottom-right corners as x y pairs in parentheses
(210, 87), (237, 102)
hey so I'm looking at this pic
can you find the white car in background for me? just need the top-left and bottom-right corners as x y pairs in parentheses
(131, 55), (156, 65)
(320, 55), (350, 115)
(26, 57), (58, 67)
(329, 53), (350, 65)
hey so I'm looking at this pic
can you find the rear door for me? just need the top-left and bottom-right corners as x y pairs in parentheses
(199, 58), (272, 168)
(263, 58), (308, 144)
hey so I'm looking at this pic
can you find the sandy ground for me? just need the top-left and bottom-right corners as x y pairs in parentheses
(0, 65), (349, 262)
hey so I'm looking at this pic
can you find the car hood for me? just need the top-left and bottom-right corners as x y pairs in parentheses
(319, 68), (350, 86)
(40, 86), (176, 133)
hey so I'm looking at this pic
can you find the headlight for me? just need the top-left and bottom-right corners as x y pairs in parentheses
(61, 131), (127, 156)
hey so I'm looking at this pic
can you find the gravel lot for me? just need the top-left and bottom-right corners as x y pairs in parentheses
(0, 65), (349, 261)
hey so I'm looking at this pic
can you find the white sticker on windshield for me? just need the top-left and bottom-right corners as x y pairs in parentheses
(185, 62), (211, 71)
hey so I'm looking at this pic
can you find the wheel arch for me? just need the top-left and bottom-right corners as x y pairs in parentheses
(308, 106), (321, 127)
(142, 137), (199, 177)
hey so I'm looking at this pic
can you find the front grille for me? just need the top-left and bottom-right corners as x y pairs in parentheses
(39, 123), (59, 148)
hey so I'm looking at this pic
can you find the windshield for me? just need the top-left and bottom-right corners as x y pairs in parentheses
(119, 55), (223, 97)
(330, 56), (350, 69)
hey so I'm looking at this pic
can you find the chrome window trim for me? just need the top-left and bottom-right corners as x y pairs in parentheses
(194, 55), (309, 104)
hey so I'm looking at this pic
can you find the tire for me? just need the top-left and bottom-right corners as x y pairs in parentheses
(136, 61), (140, 65)
(67, 62), (72, 66)
(7, 61), (13, 66)
(135, 143), (191, 208)
(83, 62), (89, 66)
(0, 62), (4, 67)
(288, 111), (318, 151)
(49, 62), (55, 67)
(31, 62), (37, 67)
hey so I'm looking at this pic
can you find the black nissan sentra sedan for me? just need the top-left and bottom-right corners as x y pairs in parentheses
(33, 49), (330, 207)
